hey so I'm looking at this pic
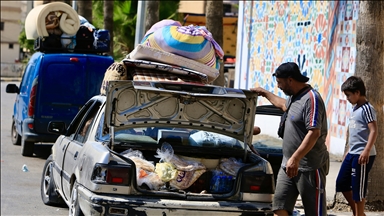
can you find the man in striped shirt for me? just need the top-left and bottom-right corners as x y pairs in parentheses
(251, 62), (329, 216)
(336, 76), (378, 216)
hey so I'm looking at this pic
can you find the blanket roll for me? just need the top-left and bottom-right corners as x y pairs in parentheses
(141, 24), (224, 70)
(25, 2), (80, 39)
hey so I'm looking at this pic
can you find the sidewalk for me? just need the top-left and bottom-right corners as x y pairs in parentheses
(1, 77), (21, 82)
(295, 160), (383, 216)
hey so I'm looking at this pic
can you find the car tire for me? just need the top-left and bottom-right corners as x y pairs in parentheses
(21, 136), (34, 157)
(11, 120), (21, 145)
(69, 181), (84, 216)
(40, 155), (65, 206)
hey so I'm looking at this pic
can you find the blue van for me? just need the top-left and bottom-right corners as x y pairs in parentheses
(6, 52), (114, 156)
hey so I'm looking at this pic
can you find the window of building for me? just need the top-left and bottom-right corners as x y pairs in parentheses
(0, 22), (4, 31)
(9, 44), (14, 49)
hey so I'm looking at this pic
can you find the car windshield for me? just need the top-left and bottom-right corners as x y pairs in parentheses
(252, 111), (283, 154)
(96, 113), (245, 150)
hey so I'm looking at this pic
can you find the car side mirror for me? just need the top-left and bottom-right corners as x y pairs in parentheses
(6, 84), (19, 94)
(47, 121), (66, 134)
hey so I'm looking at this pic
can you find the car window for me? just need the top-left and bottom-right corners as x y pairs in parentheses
(96, 123), (245, 150)
(252, 112), (283, 154)
(74, 101), (102, 143)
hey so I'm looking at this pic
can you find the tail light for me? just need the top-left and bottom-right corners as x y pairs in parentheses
(91, 163), (132, 186)
(240, 161), (275, 202)
(240, 172), (274, 193)
(28, 78), (38, 117)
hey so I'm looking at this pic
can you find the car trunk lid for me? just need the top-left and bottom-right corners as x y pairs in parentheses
(104, 80), (258, 148)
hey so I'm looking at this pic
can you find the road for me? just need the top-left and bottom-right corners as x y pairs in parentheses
(1, 81), (68, 216)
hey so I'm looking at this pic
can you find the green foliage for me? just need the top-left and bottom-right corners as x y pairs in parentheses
(92, 0), (181, 61)
(18, 25), (36, 63)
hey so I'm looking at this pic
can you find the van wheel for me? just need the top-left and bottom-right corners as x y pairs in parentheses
(69, 181), (84, 216)
(11, 120), (21, 145)
(41, 155), (65, 206)
(21, 137), (34, 157)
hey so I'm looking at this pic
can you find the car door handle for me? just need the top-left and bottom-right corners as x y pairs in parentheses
(74, 151), (78, 160)
(62, 144), (66, 151)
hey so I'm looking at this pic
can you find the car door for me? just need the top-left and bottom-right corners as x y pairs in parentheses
(60, 100), (102, 200)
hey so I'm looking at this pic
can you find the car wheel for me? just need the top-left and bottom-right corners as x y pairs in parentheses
(69, 181), (84, 216)
(11, 120), (21, 145)
(21, 136), (34, 157)
(40, 155), (65, 206)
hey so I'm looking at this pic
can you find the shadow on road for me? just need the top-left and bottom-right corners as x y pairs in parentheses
(33, 143), (54, 159)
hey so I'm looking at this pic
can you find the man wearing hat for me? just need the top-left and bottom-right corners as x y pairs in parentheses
(251, 62), (329, 216)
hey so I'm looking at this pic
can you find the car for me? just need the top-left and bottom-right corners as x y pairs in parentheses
(252, 105), (284, 184)
(40, 79), (277, 216)
(6, 51), (114, 156)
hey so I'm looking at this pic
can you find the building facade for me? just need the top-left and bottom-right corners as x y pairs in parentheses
(0, 1), (34, 76)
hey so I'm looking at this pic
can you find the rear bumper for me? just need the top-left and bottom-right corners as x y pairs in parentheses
(77, 184), (273, 216)
(22, 119), (59, 143)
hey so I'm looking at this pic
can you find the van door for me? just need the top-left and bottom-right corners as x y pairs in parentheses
(15, 63), (35, 132)
(85, 55), (114, 99)
(34, 55), (89, 134)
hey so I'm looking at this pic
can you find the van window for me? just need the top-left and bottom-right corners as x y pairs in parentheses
(19, 64), (35, 94)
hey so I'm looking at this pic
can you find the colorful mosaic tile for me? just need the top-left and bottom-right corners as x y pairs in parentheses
(237, 1), (359, 153)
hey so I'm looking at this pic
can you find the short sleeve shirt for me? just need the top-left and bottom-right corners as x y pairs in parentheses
(348, 102), (377, 155)
(282, 86), (329, 171)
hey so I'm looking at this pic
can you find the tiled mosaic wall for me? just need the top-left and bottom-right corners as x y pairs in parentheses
(235, 1), (359, 154)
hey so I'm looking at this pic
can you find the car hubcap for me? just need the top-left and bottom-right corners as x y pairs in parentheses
(43, 163), (52, 197)
(69, 186), (78, 216)
(12, 124), (17, 141)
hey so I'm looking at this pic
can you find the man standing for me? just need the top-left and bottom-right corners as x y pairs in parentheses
(251, 62), (329, 216)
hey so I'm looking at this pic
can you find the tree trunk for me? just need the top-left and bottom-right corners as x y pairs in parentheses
(355, 1), (384, 210)
(104, 0), (114, 56)
(145, 1), (159, 33)
(43, 0), (71, 4)
(205, 1), (224, 86)
(77, 0), (92, 23)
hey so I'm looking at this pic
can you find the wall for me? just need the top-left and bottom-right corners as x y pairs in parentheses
(1, 1), (23, 63)
(235, 1), (360, 156)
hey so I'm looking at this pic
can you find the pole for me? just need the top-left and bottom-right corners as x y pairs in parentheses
(134, 1), (146, 48)
(72, 0), (77, 12)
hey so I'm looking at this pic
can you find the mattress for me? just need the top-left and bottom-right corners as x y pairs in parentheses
(25, 2), (80, 39)
(130, 68), (204, 84)
(123, 59), (208, 84)
(127, 44), (219, 83)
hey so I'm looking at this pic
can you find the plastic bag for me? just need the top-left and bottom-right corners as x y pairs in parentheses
(137, 172), (165, 190)
(155, 142), (175, 163)
(170, 169), (206, 190)
(155, 143), (206, 171)
(155, 162), (177, 182)
(121, 149), (155, 172)
(121, 149), (163, 189)
(219, 158), (246, 177)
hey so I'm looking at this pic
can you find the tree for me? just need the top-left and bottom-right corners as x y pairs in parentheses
(43, 0), (71, 4)
(354, 1), (384, 210)
(92, 0), (180, 60)
(205, 1), (224, 86)
(145, 1), (159, 33)
(104, 0), (114, 56)
(77, 0), (92, 23)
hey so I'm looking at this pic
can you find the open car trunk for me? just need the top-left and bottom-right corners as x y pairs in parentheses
(111, 141), (273, 201)
(101, 81), (274, 201)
